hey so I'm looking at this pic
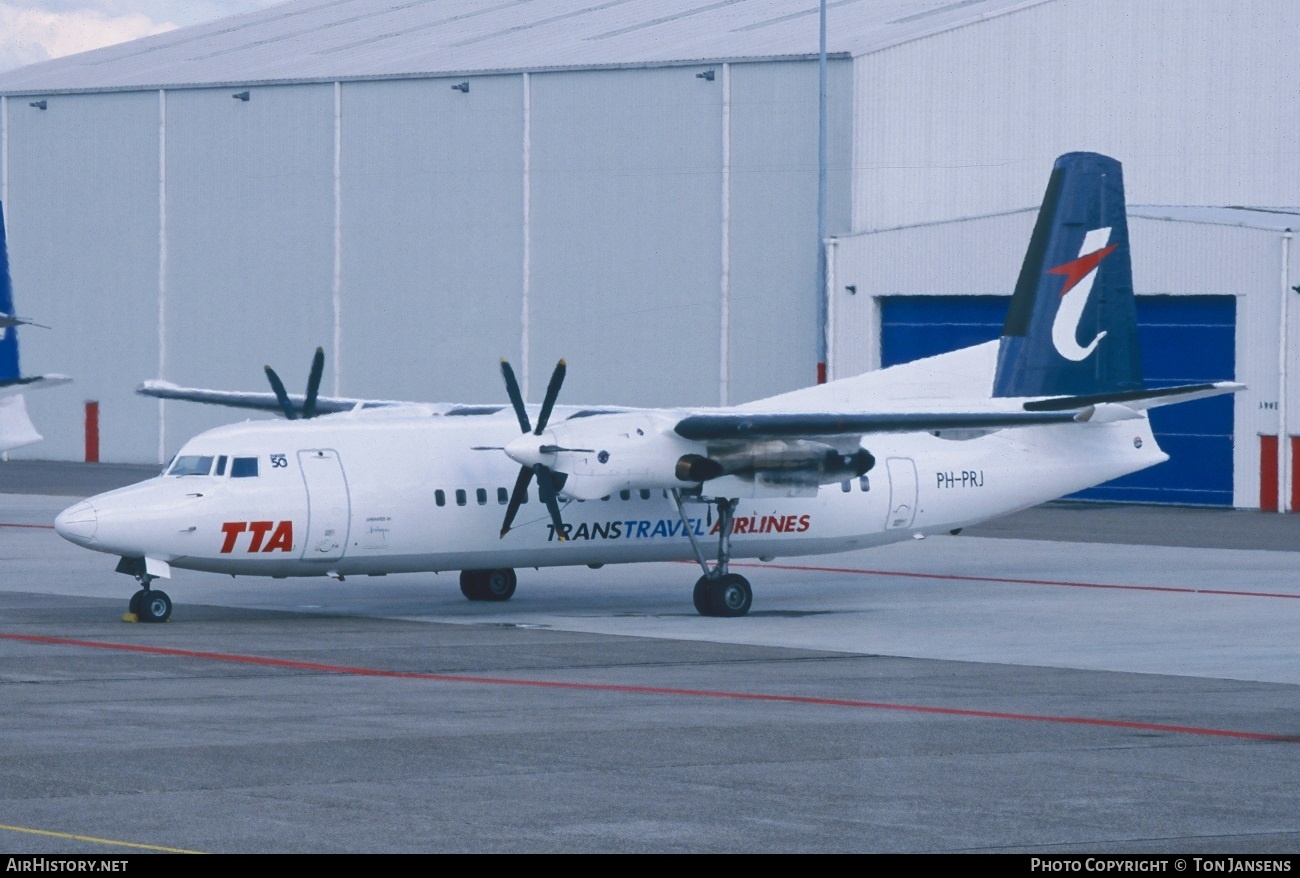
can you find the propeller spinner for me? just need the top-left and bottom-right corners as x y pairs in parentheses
(499, 358), (569, 540)
(265, 347), (326, 420)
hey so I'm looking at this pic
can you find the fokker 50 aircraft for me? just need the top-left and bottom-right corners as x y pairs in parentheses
(55, 153), (1241, 623)
(0, 202), (70, 454)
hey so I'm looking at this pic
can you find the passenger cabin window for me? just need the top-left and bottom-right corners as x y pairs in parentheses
(497, 487), (508, 505)
(215, 456), (228, 477)
(231, 457), (259, 478)
(860, 475), (870, 492)
(619, 490), (631, 501)
(639, 489), (651, 500)
(841, 480), (852, 493)
(435, 490), (446, 507)
(168, 455), (213, 476)
(476, 488), (488, 506)
(455, 489), (467, 507)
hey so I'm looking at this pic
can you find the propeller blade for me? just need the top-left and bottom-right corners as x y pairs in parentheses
(500, 359), (531, 434)
(534, 359), (566, 435)
(302, 346), (325, 419)
(535, 463), (567, 540)
(264, 366), (297, 420)
(499, 466), (535, 539)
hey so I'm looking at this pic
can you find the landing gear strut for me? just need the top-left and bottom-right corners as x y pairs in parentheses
(116, 559), (171, 623)
(673, 491), (753, 617)
(459, 568), (517, 602)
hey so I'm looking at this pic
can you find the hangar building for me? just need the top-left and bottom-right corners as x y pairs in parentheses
(0, 0), (1296, 510)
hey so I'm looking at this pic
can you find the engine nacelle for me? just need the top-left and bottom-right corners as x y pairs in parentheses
(507, 411), (706, 500)
(677, 440), (874, 487)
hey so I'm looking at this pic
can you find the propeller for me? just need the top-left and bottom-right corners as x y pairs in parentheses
(499, 358), (569, 540)
(265, 347), (326, 420)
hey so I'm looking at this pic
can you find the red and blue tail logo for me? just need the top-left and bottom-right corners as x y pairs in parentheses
(993, 153), (1142, 398)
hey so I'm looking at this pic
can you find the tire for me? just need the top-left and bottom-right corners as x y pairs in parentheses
(138, 590), (172, 623)
(459, 570), (488, 601)
(128, 589), (146, 616)
(693, 575), (713, 616)
(711, 574), (752, 618)
(483, 569), (517, 602)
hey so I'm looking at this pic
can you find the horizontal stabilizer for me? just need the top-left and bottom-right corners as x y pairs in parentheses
(1023, 381), (1244, 412)
(0, 373), (72, 399)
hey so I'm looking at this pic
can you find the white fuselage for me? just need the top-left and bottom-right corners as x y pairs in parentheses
(54, 407), (1166, 580)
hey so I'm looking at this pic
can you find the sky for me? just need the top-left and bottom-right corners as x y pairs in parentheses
(0, 1), (284, 72)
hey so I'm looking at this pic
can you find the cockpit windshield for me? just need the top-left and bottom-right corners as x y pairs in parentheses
(167, 455), (214, 476)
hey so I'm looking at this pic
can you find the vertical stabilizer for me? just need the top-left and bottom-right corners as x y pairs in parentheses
(993, 153), (1141, 398)
(0, 201), (21, 385)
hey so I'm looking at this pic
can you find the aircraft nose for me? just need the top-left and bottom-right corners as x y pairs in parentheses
(54, 500), (98, 545)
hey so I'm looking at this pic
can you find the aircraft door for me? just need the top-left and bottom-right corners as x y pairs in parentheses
(298, 449), (350, 562)
(885, 457), (918, 530)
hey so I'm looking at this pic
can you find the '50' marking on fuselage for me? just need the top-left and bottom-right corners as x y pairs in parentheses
(220, 521), (294, 553)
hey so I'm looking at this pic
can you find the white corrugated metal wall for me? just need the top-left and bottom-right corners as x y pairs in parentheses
(851, 0), (1300, 231)
(3, 58), (854, 463)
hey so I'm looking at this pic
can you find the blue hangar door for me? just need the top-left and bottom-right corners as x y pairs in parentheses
(879, 295), (1236, 506)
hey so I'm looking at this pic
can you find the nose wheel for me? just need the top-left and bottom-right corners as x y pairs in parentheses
(130, 588), (173, 623)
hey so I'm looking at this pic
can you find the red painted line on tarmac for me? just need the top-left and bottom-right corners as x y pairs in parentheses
(718, 561), (1300, 601)
(0, 523), (55, 530)
(2, 632), (1295, 744)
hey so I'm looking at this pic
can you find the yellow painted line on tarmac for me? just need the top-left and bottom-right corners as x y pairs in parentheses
(0, 823), (205, 853)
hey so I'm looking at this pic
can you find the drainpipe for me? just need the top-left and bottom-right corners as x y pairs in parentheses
(1279, 231), (1291, 512)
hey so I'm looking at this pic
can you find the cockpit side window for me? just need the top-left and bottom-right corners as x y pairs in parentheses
(168, 455), (214, 476)
(215, 456), (228, 477)
(231, 457), (259, 478)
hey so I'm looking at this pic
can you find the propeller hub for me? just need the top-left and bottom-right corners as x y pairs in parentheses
(504, 432), (554, 469)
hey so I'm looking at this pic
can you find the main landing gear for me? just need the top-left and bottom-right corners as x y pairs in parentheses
(117, 557), (172, 623)
(460, 568), (517, 602)
(673, 491), (753, 617)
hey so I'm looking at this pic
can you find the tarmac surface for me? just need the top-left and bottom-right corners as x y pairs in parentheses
(1, 461), (1298, 854)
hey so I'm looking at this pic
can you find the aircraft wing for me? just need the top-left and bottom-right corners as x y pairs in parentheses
(136, 380), (408, 414)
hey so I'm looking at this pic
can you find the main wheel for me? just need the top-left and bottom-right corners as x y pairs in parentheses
(482, 568), (517, 602)
(693, 575), (712, 615)
(692, 573), (753, 617)
(137, 589), (172, 623)
(459, 570), (488, 601)
(128, 589), (147, 617)
(713, 574), (752, 617)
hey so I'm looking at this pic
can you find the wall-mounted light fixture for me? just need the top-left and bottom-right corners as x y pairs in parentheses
(451, 81), (469, 93)
(696, 69), (715, 82)
(29, 100), (46, 110)
(232, 91), (250, 102)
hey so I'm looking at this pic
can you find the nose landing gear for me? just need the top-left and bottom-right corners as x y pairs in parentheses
(117, 556), (172, 623)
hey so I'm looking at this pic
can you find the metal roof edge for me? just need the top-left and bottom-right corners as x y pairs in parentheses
(0, 53), (853, 98)
(849, 0), (1060, 58)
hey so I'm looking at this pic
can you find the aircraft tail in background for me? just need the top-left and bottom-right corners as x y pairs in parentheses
(0, 201), (70, 454)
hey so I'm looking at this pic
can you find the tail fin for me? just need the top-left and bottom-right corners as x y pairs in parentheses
(0, 201), (21, 386)
(993, 152), (1142, 398)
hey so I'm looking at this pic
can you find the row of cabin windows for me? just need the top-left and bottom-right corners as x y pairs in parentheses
(166, 455), (259, 478)
(433, 487), (666, 508)
(431, 480), (870, 508)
